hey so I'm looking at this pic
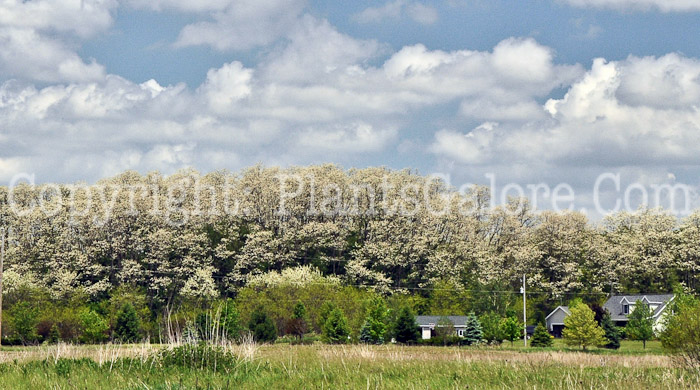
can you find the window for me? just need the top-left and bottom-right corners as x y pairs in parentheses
(623, 305), (629, 315)
(458, 329), (464, 337)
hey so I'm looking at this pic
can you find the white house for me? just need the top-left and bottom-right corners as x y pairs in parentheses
(545, 294), (675, 337)
(415, 316), (469, 339)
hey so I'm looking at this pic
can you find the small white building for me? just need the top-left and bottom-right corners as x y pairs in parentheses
(415, 316), (469, 339)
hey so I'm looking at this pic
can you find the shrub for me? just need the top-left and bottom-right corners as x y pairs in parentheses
(323, 308), (350, 344)
(9, 302), (39, 344)
(248, 308), (277, 343)
(79, 309), (109, 344)
(48, 323), (61, 344)
(530, 323), (553, 347)
(158, 343), (238, 372)
(480, 312), (505, 344)
(114, 303), (141, 343)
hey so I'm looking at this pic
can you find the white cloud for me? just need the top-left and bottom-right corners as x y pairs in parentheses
(431, 54), (700, 184)
(0, 30), (583, 182)
(0, 0), (116, 83)
(174, 0), (307, 51)
(353, 0), (439, 25)
(562, 0), (700, 12)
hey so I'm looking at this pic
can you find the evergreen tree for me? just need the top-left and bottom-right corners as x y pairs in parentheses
(248, 307), (277, 343)
(500, 316), (521, 346)
(220, 299), (242, 341)
(358, 296), (387, 344)
(562, 303), (606, 350)
(323, 308), (350, 344)
(626, 300), (654, 349)
(393, 306), (420, 344)
(463, 312), (483, 345)
(114, 303), (141, 343)
(600, 312), (621, 349)
(530, 323), (553, 347)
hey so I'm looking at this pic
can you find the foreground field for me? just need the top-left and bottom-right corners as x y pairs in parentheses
(0, 343), (696, 389)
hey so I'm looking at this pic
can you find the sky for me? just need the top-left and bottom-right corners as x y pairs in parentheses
(2, 0), (700, 215)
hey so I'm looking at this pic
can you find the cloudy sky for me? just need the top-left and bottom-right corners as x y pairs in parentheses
(2, 0), (700, 213)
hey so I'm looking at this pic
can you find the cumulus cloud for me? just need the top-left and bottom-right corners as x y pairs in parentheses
(174, 0), (307, 51)
(430, 54), (700, 186)
(0, 0), (116, 83)
(561, 0), (700, 12)
(353, 0), (439, 25)
(0, 24), (584, 182)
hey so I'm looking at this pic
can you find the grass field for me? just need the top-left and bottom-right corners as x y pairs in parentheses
(0, 341), (695, 389)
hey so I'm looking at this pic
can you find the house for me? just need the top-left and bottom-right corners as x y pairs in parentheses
(415, 316), (468, 339)
(545, 306), (570, 338)
(545, 293), (675, 337)
(603, 294), (675, 332)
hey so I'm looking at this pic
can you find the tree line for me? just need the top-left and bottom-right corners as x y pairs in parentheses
(1, 165), (700, 343)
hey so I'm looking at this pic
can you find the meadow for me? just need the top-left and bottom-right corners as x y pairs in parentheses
(0, 341), (695, 389)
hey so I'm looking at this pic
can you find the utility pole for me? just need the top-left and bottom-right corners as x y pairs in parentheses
(522, 274), (527, 347)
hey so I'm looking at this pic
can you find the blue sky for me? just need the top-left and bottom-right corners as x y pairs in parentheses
(2, 0), (700, 214)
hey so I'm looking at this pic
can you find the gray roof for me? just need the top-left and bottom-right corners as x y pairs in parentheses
(415, 315), (469, 327)
(603, 294), (674, 322)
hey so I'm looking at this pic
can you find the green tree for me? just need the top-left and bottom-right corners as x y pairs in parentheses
(318, 302), (337, 331)
(248, 307), (277, 343)
(463, 312), (483, 345)
(286, 301), (309, 339)
(323, 308), (350, 344)
(562, 303), (606, 350)
(626, 300), (654, 349)
(500, 316), (521, 346)
(80, 309), (109, 344)
(359, 297), (387, 344)
(530, 323), (553, 347)
(393, 306), (419, 344)
(9, 302), (39, 344)
(600, 312), (621, 349)
(480, 312), (505, 344)
(114, 303), (141, 343)
(660, 295), (700, 367)
(220, 299), (242, 341)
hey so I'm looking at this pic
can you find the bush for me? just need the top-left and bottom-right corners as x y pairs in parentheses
(323, 308), (350, 344)
(9, 302), (39, 344)
(248, 308), (277, 343)
(358, 297), (388, 344)
(114, 303), (141, 343)
(79, 309), (109, 344)
(530, 323), (553, 347)
(48, 323), (61, 344)
(480, 312), (505, 344)
(157, 343), (238, 372)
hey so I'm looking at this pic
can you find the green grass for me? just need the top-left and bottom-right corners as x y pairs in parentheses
(0, 343), (694, 389)
(499, 339), (666, 354)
